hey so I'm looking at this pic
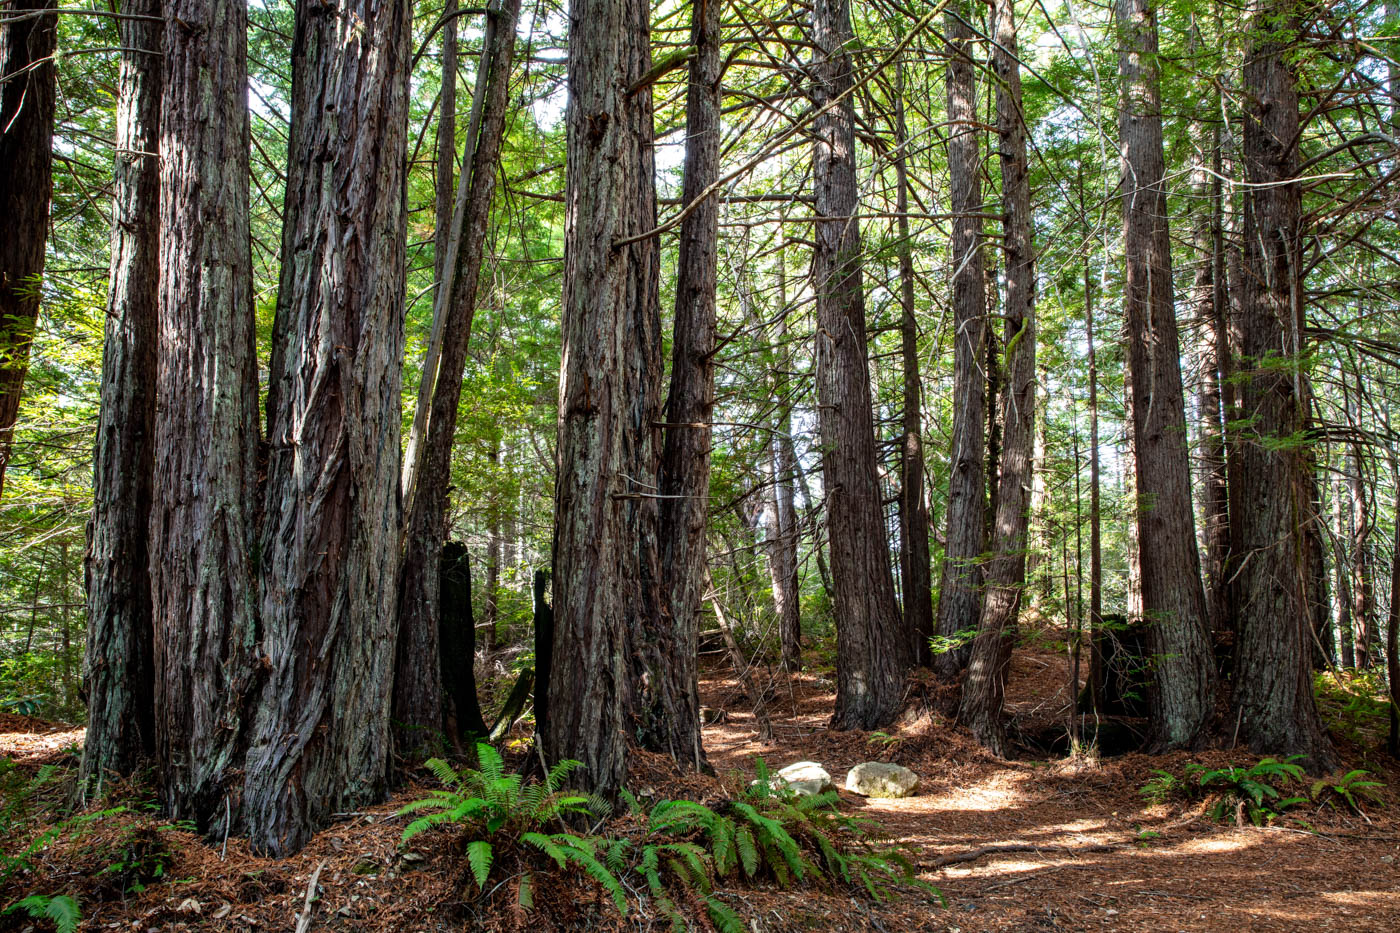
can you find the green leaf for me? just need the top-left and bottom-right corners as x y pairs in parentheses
(466, 840), (493, 889)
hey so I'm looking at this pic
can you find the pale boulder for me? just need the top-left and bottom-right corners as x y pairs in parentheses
(844, 761), (919, 798)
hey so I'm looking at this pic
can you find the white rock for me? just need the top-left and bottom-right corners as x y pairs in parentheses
(844, 761), (919, 798)
(751, 761), (835, 796)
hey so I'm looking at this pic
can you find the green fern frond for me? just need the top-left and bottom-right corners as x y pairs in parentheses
(466, 840), (493, 889)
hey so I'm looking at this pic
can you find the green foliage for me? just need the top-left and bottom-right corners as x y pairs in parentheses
(1140, 756), (1313, 826)
(1314, 672), (1391, 745)
(4, 893), (80, 933)
(1309, 770), (1385, 816)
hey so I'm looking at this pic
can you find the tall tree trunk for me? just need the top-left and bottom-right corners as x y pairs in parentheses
(435, 0), (458, 296)
(810, 0), (909, 729)
(1230, 0), (1335, 770)
(0, 0), (58, 498)
(1085, 263), (1104, 714)
(393, 0), (520, 757)
(959, 0), (1036, 757)
(1387, 474), (1399, 756)
(81, 0), (161, 789)
(934, 2), (987, 679)
(549, 0), (702, 792)
(1335, 475), (1356, 668)
(655, 0), (721, 772)
(244, 0), (414, 855)
(1116, 0), (1216, 749)
(1192, 104), (1232, 644)
(891, 61), (933, 669)
(151, 0), (260, 830)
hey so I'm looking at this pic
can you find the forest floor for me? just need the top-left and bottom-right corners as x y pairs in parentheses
(2, 638), (1399, 931)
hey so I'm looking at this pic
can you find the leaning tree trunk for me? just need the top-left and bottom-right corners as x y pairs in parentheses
(243, 0), (414, 855)
(934, 1), (988, 679)
(0, 0), (58, 498)
(81, 0), (161, 790)
(654, 0), (721, 773)
(892, 62), (934, 669)
(548, 0), (700, 793)
(150, 0), (260, 831)
(1116, 0), (1216, 750)
(810, 0), (909, 729)
(959, 0), (1036, 757)
(394, 0), (520, 760)
(1230, 0), (1335, 770)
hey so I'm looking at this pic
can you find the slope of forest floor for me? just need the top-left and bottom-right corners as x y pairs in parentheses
(2, 643), (1399, 931)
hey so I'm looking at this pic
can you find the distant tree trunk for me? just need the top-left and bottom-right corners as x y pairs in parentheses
(531, 569), (554, 738)
(244, 0), (414, 855)
(810, 0), (909, 729)
(1085, 264), (1105, 714)
(765, 431), (802, 669)
(150, 0), (260, 831)
(890, 62), (934, 669)
(393, 0), (520, 759)
(1115, 0), (1215, 749)
(1192, 106), (1232, 644)
(934, 3), (987, 680)
(959, 0), (1036, 757)
(485, 438), (504, 653)
(81, 0), (161, 790)
(1347, 430), (1375, 668)
(653, 0), (720, 774)
(1335, 476), (1356, 668)
(548, 0), (702, 793)
(0, 0), (58, 498)
(1230, 0), (1335, 770)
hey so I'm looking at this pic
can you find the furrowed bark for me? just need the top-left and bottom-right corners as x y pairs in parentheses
(1115, 0), (1215, 749)
(547, 0), (693, 793)
(935, 2), (988, 679)
(245, 0), (415, 855)
(655, 0), (721, 772)
(81, 0), (161, 790)
(0, 0), (58, 498)
(810, 0), (909, 730)
(150, 0), (260, 830)
(959, 0), (1036, 757)
(1230, 0), (1335, 770)
(394, 0), (520, 761)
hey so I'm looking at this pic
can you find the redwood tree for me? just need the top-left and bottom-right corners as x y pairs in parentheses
(1116, 0), (1215, 749)
(81, 0), (162, 789)
(0, 0), (58, 498)
(546, 0), (702, 792)
(960, 0), (1036, 756)
(1230, 0), (1335, 769)
(243, 0), (414, 854)
(811, 0), (909, 729)
(656, 0), (721, 766)
(935, 2), (988, 679)
(395, 0), (521, 756)
(150, 0), (260, 829)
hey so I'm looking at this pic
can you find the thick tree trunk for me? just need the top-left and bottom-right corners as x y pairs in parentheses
(548, 0), (702, 792)
(435, 0), (458, 294)
(151, 0), (260, 830)
(654, 0), (722, 773)
(1115, 0), (1216, 749)
(934, 2), (987, 679)
(81, 0), (161, 790)
(891, 62), (933, 669)
(394, 0), (520, 758)
(959, 0), (1036, 757)
(244, 0), (414, 855)
(0, 0), (58, 498)
(1387, 483), (1399, 756)
(1230, 0), (1335, 770)
(439, 543), (488, 740)
(810, 0), (909, 730)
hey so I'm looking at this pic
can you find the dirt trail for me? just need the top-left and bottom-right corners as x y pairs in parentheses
(699, 651), (1400, 931)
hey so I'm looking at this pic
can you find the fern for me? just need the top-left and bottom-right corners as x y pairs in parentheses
(466, 840), (493, 889)
(5, 894), (80, 933)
